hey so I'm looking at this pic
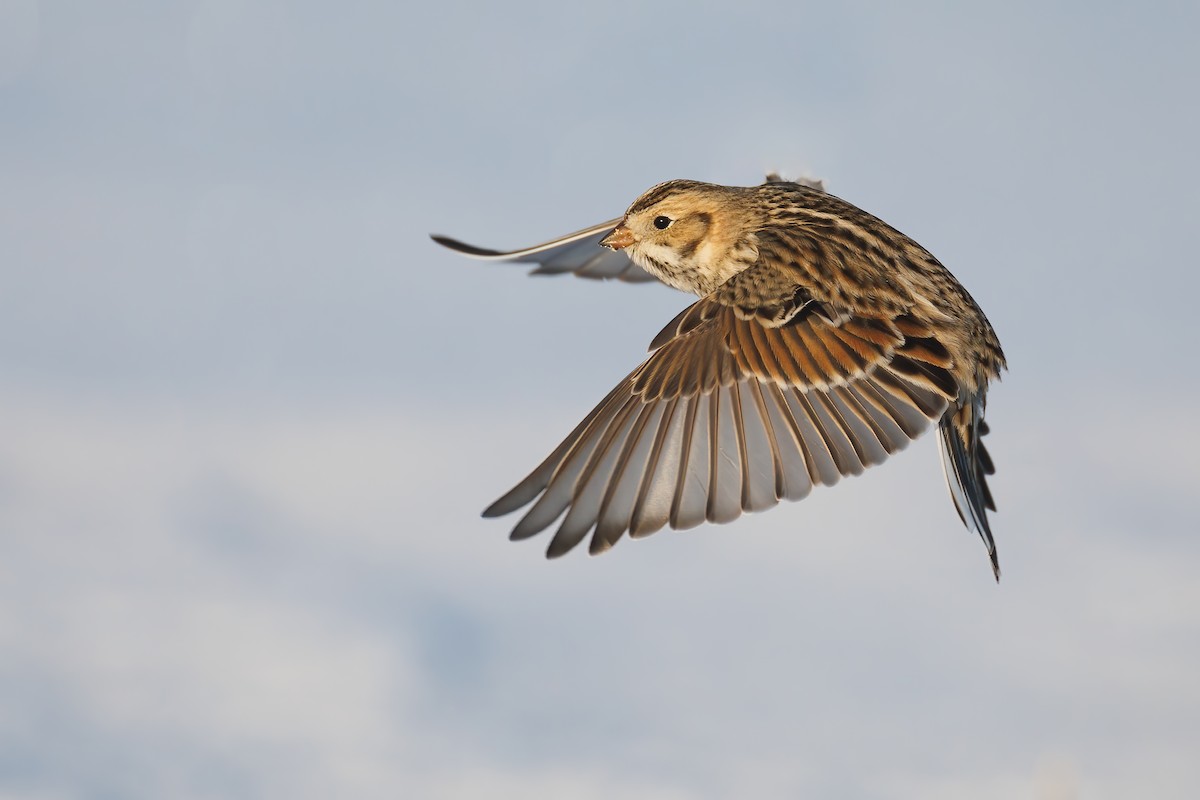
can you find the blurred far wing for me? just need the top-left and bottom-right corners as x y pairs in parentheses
(430, 218), (660, 284)
(765, 173), (826, 192)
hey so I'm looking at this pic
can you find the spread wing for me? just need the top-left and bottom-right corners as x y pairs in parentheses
(483, 294), (959, 559)
(431, 218), (660, 283)
(430, 174), (826, 286)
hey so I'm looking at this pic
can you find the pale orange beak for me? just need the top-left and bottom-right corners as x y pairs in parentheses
(599, 224), (636, 250)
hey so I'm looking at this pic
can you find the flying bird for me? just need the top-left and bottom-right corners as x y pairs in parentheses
(432, 175), (1006, 579)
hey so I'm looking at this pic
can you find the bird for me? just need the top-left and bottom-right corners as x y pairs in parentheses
(431, 174), (1007, 579)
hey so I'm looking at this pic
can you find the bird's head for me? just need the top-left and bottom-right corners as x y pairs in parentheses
(600, 180), (759, 295)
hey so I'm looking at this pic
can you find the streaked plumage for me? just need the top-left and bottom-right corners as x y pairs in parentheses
(432, 175), (1006, 579)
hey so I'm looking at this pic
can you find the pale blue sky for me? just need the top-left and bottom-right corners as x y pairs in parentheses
(2, 1), (1198, 798)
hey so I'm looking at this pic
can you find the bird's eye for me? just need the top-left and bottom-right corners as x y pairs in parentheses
(653, 215), (672, 230)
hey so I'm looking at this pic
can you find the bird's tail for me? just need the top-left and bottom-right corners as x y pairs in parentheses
(937, 396), (999, 580)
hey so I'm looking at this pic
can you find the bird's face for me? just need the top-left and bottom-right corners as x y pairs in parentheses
(600, 180), (756, 296)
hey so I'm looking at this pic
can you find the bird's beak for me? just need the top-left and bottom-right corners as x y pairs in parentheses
(599, 223), (636, 251)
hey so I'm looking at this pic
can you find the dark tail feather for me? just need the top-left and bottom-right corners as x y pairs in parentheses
(937, 399), (1000, 581)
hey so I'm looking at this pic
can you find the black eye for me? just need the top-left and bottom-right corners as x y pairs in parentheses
(653, 215), (672, 230)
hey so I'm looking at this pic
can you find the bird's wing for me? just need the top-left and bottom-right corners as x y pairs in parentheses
(431, 218), (660, 283)
(430, 175), (826, 286)
(483, 294), (959, 558)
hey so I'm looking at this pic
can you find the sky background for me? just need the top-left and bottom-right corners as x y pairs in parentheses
(2, 1), (1198, 798)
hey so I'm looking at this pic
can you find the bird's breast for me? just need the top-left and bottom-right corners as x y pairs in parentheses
(630, 245), (711, 296)
(632, 240), (757, 297)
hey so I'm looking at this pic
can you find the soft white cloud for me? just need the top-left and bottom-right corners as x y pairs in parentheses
(1, 382), (1197, 797)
